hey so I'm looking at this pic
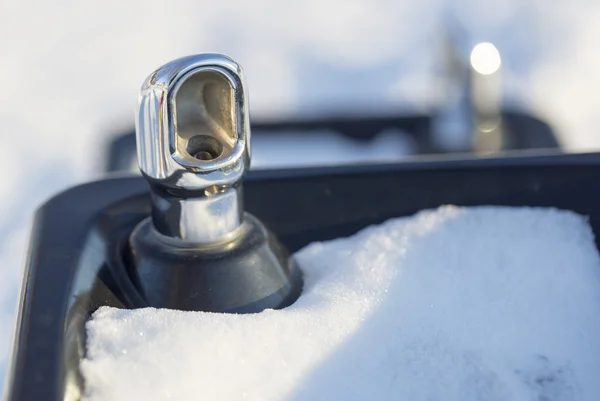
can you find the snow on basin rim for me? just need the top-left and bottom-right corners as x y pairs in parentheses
(81, 206), (600, 401)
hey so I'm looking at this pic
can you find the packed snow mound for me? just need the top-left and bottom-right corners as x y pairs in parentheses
(81, 206), (600, 401)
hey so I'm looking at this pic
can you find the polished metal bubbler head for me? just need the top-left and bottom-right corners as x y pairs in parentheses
(130, 54), (302, 313)
(136, 54), (250, 244)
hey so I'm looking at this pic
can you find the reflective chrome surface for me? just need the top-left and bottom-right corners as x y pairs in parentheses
(470, 42), (504, 153)
(149, 186), (244, 245)
(135, 54), (250, 243)
(432, 34), (505, 154)
(136, 53), (250, 189)
(431, 32), (474, 152)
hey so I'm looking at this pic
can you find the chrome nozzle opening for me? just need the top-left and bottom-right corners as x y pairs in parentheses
(173, 68), (238, 166)
(136, 54), (250, 191)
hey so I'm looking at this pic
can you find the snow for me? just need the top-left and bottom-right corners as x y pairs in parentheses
(81, 206), (600, 401)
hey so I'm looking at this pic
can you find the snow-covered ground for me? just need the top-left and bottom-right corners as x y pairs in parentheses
(2, 0), (600, 392)
(82, 206), (600, 401)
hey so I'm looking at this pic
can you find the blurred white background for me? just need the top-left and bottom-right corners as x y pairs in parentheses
(1, 0), (600, 389)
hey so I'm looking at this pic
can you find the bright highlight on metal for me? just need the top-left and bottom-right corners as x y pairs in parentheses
(470, 42), (501, 76)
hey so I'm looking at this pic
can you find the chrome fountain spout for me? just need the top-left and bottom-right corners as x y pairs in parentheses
(432, 30), (506, 154)
(135, 54), (250, 244)
(129, 54), (302, 312)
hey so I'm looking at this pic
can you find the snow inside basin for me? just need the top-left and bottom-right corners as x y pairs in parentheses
(81, 206), (600, 401)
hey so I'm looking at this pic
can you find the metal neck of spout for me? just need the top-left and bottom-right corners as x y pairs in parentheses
(149, 184), (244, 245)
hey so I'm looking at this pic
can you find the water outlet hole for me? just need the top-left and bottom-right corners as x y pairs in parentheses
(187, 135), (224, 161)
